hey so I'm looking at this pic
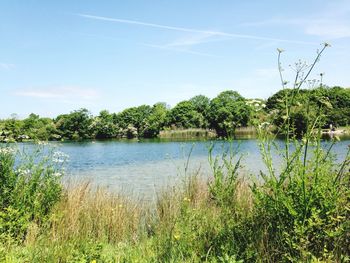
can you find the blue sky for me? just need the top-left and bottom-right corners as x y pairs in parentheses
(1, 0), (350, 118)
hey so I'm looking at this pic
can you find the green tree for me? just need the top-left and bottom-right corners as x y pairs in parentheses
(93, 110), (118, 139)
(140, 102), (168, 138)
(1, 115), (23, 141)
(114, 105), (152, 138)
(55, 108), (93, 140)
(22, 114), (58, 140)
(313, 86), (350, 127)
(167, 100), (205, 129)
(266, 88), (315, 136)
(209, 90), (250, 137)
(189, 95), (210, 128)
(266, 86), (350, 136)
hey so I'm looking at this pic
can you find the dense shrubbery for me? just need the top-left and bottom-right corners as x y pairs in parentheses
(265, 86), (350, 136)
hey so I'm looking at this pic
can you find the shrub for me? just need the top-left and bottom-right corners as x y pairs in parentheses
(0, 145), (64, 241)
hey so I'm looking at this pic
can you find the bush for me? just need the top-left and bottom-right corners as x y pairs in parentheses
(0, 145), (64, 241)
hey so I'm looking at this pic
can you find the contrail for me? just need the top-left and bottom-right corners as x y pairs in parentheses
(77, 13), (316, 45)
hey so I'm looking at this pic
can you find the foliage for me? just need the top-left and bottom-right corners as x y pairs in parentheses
(189, 95), (211, 128)
(114, 105), (153, 138)
(266, 86), (350, 136)
(166, 100), (206, 129)
(140, 102), (168, 138)
(55, 108), (94, 140)
(1, 85), (349, 142)
(92, 110), (118, 139)
(0, 145), (63, 242)
(209, 91), (251, 137)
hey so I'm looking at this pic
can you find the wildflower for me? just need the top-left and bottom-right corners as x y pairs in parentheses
(16, 168), (31, 176)
(258, 122), (270, 130)
(183, 197), (191, 202)
(0, 147), (16, 155)
(53, 172), (62, 177)
(174, 234), (180, 240)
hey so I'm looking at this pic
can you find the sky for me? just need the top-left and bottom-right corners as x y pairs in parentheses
(1, 0), (350, 118)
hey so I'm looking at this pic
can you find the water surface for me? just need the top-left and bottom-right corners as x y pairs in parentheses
(20, 138), (349, 198)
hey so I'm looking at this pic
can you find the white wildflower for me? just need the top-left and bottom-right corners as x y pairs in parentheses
(259, 122), (270, 130)
(16, 168), (31, 176)
(0, 147), (16, 155)
(53, 172), (62, 177)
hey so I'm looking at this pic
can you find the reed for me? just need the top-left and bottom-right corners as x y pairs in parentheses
(159, 128), (217, 139)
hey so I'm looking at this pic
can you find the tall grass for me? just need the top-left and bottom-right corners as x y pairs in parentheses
(250, 43), (350, 261)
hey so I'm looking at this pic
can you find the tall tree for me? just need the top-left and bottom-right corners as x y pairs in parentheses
(209, 90), (250, 137)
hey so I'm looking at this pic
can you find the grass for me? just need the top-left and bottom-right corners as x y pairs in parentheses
(1, 174), (254, 262)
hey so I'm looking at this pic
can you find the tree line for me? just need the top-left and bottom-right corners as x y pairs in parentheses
(0, 86), (349, 142)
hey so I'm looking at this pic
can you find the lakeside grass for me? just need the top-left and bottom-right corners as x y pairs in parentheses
(1, 176), (254, 262)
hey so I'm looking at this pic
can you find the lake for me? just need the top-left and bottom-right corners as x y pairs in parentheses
(17, 137), (349, 199)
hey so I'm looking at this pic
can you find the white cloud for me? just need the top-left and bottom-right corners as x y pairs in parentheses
(14, 86), (100, 101)
(0, 63), (15, 70)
